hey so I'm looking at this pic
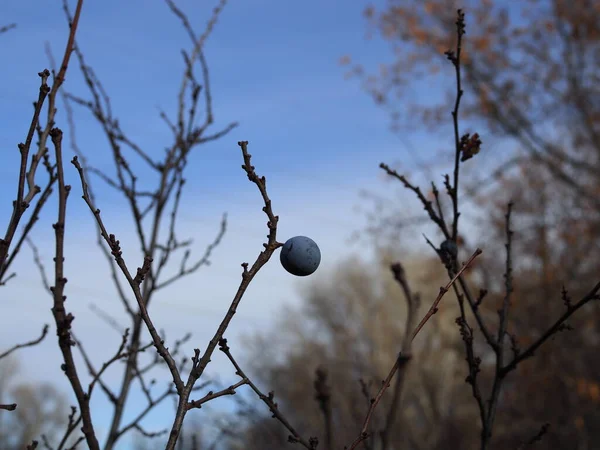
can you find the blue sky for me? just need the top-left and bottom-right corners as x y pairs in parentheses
(0, 1), (504, 448)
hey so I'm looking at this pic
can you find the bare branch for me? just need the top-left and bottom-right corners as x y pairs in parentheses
(163, 141), (284, 449)
(0, 23), (16, 34)
(0, 324), (49, 361)
(50, 125), (100, 450)
(71, 155), (185, 395)
(347, 248), (481, 449)
(0, 403), (17, 411)
(219, 338), (317, 449)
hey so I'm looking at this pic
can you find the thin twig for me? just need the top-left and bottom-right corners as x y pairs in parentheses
(347, 248), (482, 449)
(0, 324), (49, 360)
(163, 141), (284, 449)
(71, 155), (185, 395)
(50, 127), (100, 450)
(219, 338), (318, 449)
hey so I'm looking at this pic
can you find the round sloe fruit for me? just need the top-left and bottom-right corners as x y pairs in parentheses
(440, 239), (458, 259)
(280, 236), (321, 276)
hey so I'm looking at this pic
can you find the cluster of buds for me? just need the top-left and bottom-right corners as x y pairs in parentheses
(460, 132), (482, 162)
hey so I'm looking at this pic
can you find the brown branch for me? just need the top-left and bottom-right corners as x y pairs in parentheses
(55, 406), (82, 450)
(61, 2), (235, 447)
(0, 324), (49, 361)
(347, 248), (481, 449)
(448, 9), (466, 241)
(1, 0), (84, 283)
(27, 237), (53, 293)
(163, 141), (285, 449)
(0, 70), (51, 281)
(516, 423), (550, 450)
(64, 436), (85, 450)
(478, 202), (515, 444)
(187, 378), (248, 410)
(2, 172), (57, 284)
(132, 423), (168, 439)
(455, 288), (486, 441)
(61, 85), (136, 321)
(379, 261), (421, 449)
(50, 127), (100, 450)
(76, 333), (118, 403)
(114, 386), (175, 440)
(381, 11), (498, 357)
(314, 367), (333, 450)
(379, 163), (450, 237)
(0, 23), (16, 34)
(500, 279), (600, 375)
(358, 7), (600, 450)
(71, 155), (185, 394)
(380, 181), (496, 352)
(219, 338), (318, 449)
(88, 303), (124, 334)
(154, 212), (227, 291)
(0, 403), (17, 411)
(73, 329), (141, 399)
(411, 249), (482, 342)
(165, 0), (230, 138)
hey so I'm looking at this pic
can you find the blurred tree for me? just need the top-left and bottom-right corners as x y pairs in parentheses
(343, 0), (599, 209)
(225, 179), (600, 449)
(225, 248), (487, 450)
(465, 159), (600, 449)
(0, 356), (68, 449)
(342, 3), (600, 447)
(344, 0), (600, 254)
